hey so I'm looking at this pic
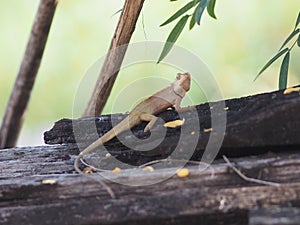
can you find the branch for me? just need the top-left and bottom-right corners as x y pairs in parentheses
(0, 0), (58, 148)
(83, 0), (145, 116)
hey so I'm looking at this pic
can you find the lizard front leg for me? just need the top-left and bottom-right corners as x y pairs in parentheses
(174, 97), (183, 112)
(140, 114), (158, 132)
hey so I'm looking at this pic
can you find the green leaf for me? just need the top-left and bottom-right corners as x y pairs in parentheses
(158, 15), (189, 63)
(195, 0), (209, 25)
(112, 8), (122, 17)
(207, 0), (217, 19)
(295, 11), (300, 29)
(254, 48), (289, 81)
(189, 8), (196, 30)
(279, 28), (300, 51)
(279, 51), (290, 90)
(160, 1), (198, 27)
(298, 34), (300, 47)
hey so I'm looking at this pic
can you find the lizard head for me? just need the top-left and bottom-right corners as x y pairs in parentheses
(174, 73), (191, 97)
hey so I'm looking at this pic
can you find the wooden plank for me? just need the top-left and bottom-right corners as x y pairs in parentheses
(1, 145), (300, 225)
(249, 208), (300, 225)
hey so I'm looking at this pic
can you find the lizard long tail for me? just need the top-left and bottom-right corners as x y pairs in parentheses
(74, 112), (141, 174)
(74, 115), (134, 174)
(74, 138), (104, 174)
(74, 137), (116, 199)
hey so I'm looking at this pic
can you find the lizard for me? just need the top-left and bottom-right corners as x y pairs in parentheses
(74, 72), (191, 180)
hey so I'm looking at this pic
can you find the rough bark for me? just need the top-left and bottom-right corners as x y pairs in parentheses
(0, 0), (58, 148)
(83, 0), (145, 116)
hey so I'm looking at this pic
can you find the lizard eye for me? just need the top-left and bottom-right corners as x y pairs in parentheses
(176, 73), (182, 80)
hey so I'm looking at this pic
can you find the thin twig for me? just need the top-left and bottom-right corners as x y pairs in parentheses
(141, 9), (148, 40)
(222, 155), (280, 187)
(0, 0), (58, 148)
(79, 158), (116, 199)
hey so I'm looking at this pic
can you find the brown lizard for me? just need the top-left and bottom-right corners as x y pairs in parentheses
(74, 72), (191, 176)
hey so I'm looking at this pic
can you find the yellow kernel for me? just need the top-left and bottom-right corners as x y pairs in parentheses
(42, 179), (56, 185)
(283, 87), (300, 94)
(142, 166), (154, 172)
(204, 128), (212, 133)
(164, 119), (185, 128)
(176, 168), (190, 178)
(105, 153), (111, 158)
(83, 167), (95, 174)
(224, 107), (229, 111)
(112, 167), (121, 174)
(191, 131), (196, 135)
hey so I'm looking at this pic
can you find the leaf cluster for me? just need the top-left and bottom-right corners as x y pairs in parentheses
(158, 0), (217, 63)
(255, 12), (300, 90)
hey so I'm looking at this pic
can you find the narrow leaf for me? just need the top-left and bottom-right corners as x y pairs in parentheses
(298, 34), (300, 47)
(160, 1), (198, 27)
(195, 0), (209, 25)
(207, 0), (217, 19)
(158, 15), (189, 63)
(254, 48), (289, 81)
(279, 28), (300, 51)
(112, 8), (122, 17)
(279, 52), (290, 90)
(189, 8), (196, 30)
(295, 11), (300, 29)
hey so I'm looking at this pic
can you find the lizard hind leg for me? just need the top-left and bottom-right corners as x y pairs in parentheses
(140, 114), (158, 132)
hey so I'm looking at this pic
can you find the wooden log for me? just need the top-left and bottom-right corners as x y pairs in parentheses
(1, 145), (300, 225)
(44, 86), (300, 165)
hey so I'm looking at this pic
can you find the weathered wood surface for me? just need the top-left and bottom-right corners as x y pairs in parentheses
(2, 87), (300, 224)
(1, 145), (300, 225)
(44, 87), (300, 165)
(249, 207), (300, 225)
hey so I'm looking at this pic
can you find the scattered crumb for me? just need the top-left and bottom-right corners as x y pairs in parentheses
(105, 153), (111, 158)
(191, 131), (196, 135)
(83, 167), (95, 174)
(176, 168), (190, 178)
(224, 107), (229, 111)
(219, 198), (226, 210)
(112, 167), (121, 174)
(142, 166), (154, 172)
(283, 87), (300, 95)
(204, 128), (213, 133)
(164, 118), (185, 128)
(42, 179), (56, 185)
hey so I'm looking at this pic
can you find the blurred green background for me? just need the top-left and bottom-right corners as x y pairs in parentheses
(0, 1), (299, 146)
